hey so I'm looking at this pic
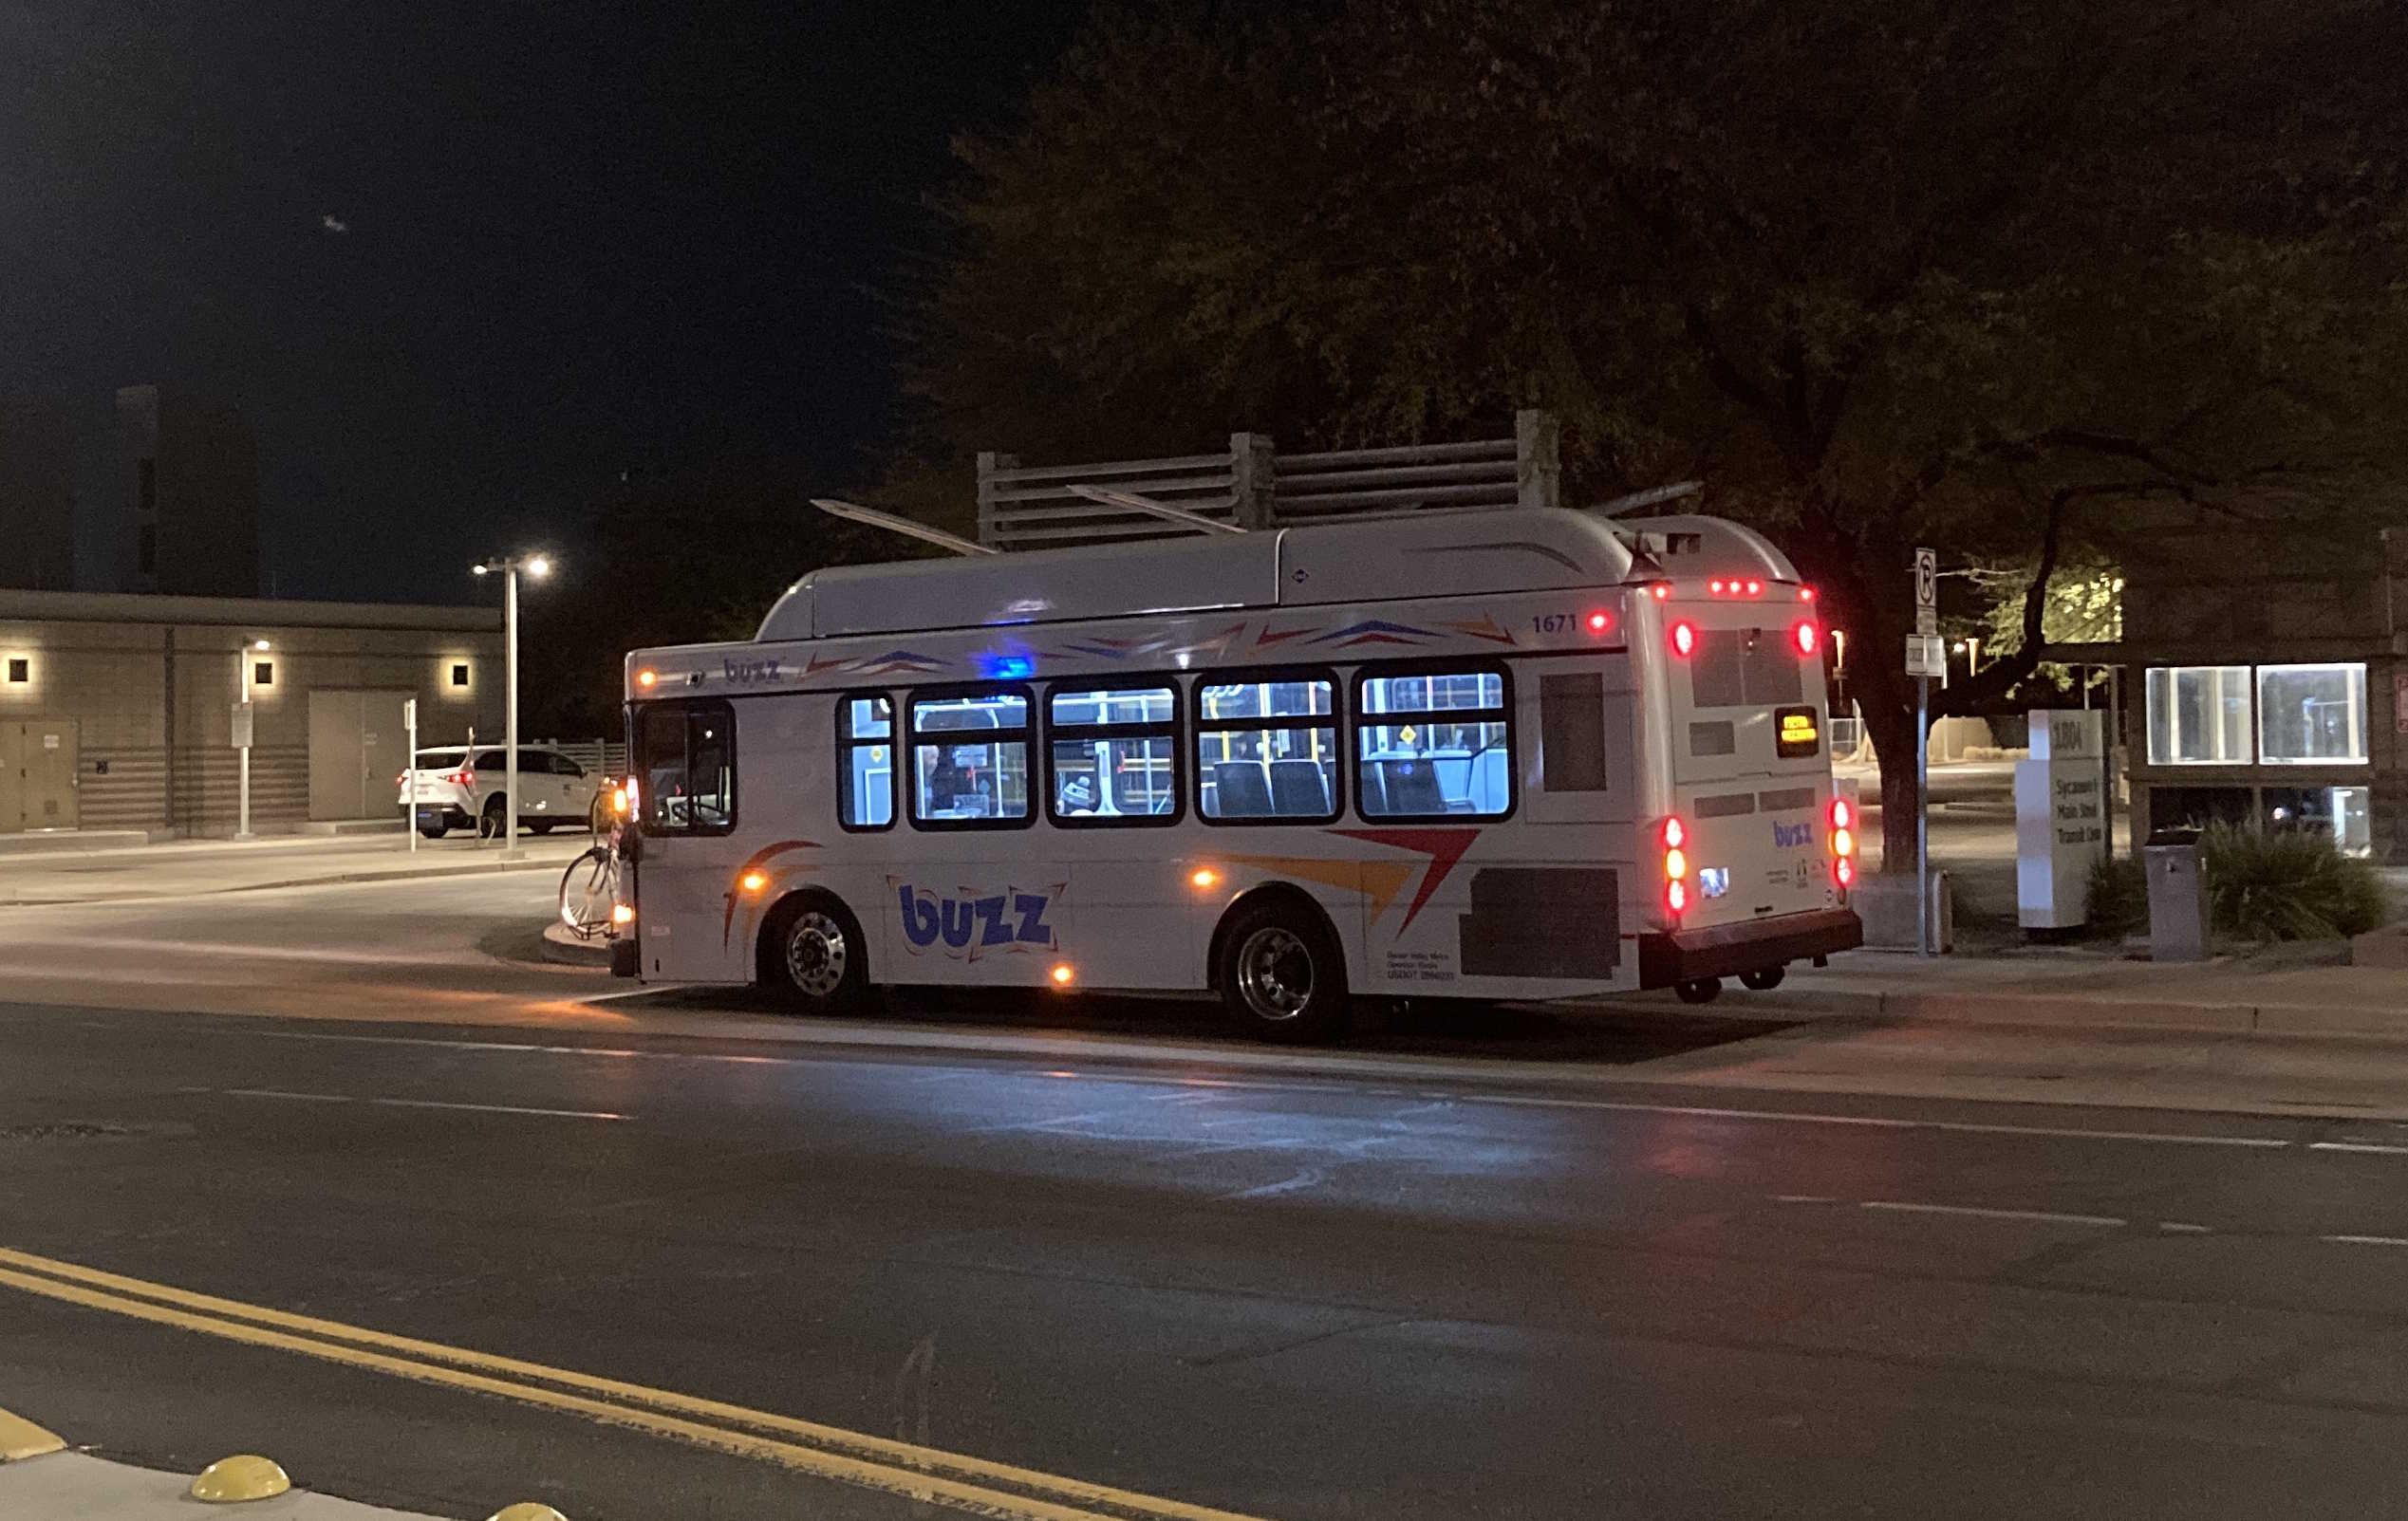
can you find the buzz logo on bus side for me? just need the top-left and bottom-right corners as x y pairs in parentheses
(890, 878), (1063, 961)
(722, 656), (786, 684)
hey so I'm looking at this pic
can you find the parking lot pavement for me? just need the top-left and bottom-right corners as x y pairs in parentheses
(0, 830), (588, 906)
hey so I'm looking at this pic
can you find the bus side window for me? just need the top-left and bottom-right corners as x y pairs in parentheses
(1047, 684), (1179, 826)
(1194, 674), (1339, 823)
(1354, 665), (1512, 820)
(907, 687), (1032, 826)
(839, 694), (894, 830)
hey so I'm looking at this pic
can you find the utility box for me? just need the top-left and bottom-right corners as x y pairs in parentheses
(2144, 829), (2210, 962)
(2015, 710), (2106, 930)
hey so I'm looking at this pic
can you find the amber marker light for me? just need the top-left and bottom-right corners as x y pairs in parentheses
(1051, 964), (1075, 986)
(739, 870), (767, 893)
(1191, 868), (1219, 889)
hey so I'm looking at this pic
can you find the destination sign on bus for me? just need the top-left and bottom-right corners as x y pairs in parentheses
(1774, 705), (1821, 758)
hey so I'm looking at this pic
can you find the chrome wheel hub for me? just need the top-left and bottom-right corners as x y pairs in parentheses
(785, 912), (848, 998)
(1237, 927), (1314, 1022)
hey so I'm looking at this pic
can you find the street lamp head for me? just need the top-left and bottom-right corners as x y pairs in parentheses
(525, 555), (551, 580)
(472, 564), (490, 576)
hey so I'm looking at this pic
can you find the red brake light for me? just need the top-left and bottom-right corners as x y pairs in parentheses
(1670, 621), (1697, 658)
(1829, 797), (1853, 831)
(1835, 857), (1856, 888)
(1793, 621), (1820, 656)
(1649, 583), (1671, 601)
(1585, 609), (1611, 634)
(1666, 879), (1690, 914)
(1709, 579), (1726, 595)
(1661, 817), (1687, 850)
(1800, 585), (1817, 603)
(445, 770), (473, 786)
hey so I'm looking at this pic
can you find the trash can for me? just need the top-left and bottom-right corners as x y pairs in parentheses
(2144, 828), (2210, 961)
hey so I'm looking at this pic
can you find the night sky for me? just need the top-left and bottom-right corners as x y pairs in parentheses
(1, 2), (1087, 603)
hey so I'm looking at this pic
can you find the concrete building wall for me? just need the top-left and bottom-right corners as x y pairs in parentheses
(0, 592), (505, 836)
(0, 396), (76, 591)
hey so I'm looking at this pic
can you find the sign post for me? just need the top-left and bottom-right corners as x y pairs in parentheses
(1910, 547), (1939, 956)
(403, 698), (419, 855)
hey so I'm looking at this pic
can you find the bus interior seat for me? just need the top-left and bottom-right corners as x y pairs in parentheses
(1213, 761), (1276, 817)
(1466, 748), (1509, 814)
(1377, 758), (1447, 815)
(1268, 758), (1331, 816)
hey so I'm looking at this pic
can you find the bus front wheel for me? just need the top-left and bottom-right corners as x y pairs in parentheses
(761, 895), (870, 1014)
(1217, 900), (1349, 1044)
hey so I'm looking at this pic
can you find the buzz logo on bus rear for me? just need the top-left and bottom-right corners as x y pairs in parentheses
(890, 878), (1064, 961)
(1772, 821), (1816, 850)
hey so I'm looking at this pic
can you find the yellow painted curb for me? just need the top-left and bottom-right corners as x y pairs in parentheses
(487, 1505), (569, 1521)
(0, 1404), (65, 1463)
(191, 1454), (292, 1503)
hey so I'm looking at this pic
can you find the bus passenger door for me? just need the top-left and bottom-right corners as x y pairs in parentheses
(631, 699), (745, 984)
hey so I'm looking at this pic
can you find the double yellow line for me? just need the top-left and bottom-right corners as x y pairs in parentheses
(0, 1246), (1273, 1521)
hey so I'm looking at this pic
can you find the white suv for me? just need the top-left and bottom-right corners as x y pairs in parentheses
(398, 746), (600, 839)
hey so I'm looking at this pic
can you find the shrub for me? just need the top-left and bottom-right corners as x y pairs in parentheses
(2084, 856), (2148, 938)
(2198, 823), (2389, 941)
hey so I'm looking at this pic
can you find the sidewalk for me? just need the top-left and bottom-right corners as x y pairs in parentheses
(1716, 945), (2408, 1040)
(0, 831), (587, 906)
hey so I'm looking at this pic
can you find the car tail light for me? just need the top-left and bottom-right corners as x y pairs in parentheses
(445, 770), (473, 786)
(1829, 796), (1857, 893)
(1661, 816), (1691, 918)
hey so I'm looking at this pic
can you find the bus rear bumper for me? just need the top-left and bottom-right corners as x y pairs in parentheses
(1637, 908), (1862, 988)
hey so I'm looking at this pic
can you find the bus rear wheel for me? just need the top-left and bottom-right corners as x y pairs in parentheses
(1217, 900), (1349, 1044)
(1673, 977), (1723, 1005)
(761, 895), (870, 1014)
(1740, 967), (1785, 991)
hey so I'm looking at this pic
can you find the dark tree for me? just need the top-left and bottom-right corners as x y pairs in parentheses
(896, 0), (2408, 864)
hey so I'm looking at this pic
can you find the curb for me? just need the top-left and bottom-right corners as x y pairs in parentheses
(0, 856), (572, 909)
(1733, 986), (2408, 1042)
(538, 921), (612, 967)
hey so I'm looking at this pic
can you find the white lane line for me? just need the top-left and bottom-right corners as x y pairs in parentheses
(1471, 1094), (2289, 1150)
(159, 1028), (2345, 1155)
(1774, 1194), (1836, 1204)
(2306, 1141), (2408, 1156)
(2320, 1234), (2408, 1249)
(221, 1088), (625, 1122)
(575, 987), (670, 1005)
(2156, 1221), (2213, 1234)
(1861, 1200), (2127, 1228)
(1222, 1167), (1330, 1202)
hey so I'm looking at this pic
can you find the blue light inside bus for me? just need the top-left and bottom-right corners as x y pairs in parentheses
(977, 653), (1036, 680)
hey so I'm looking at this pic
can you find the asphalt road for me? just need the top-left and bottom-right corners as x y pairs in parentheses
(6, 875), (2408, 1518)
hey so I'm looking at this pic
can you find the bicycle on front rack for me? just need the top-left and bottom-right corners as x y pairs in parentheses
(558, 779), (630, 940)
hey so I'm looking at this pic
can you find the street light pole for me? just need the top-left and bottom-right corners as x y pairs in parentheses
(504, 564), (520, 862)
(473, 553), (551, 864)
(233, 639), (268, 840)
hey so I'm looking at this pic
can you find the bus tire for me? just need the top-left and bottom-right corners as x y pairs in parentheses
(1673, 976), (1722, 1005)
(1739, 967), (1785, 991)
(1216, 898), (1349, 1044)
(760, 893), (870, 1014)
